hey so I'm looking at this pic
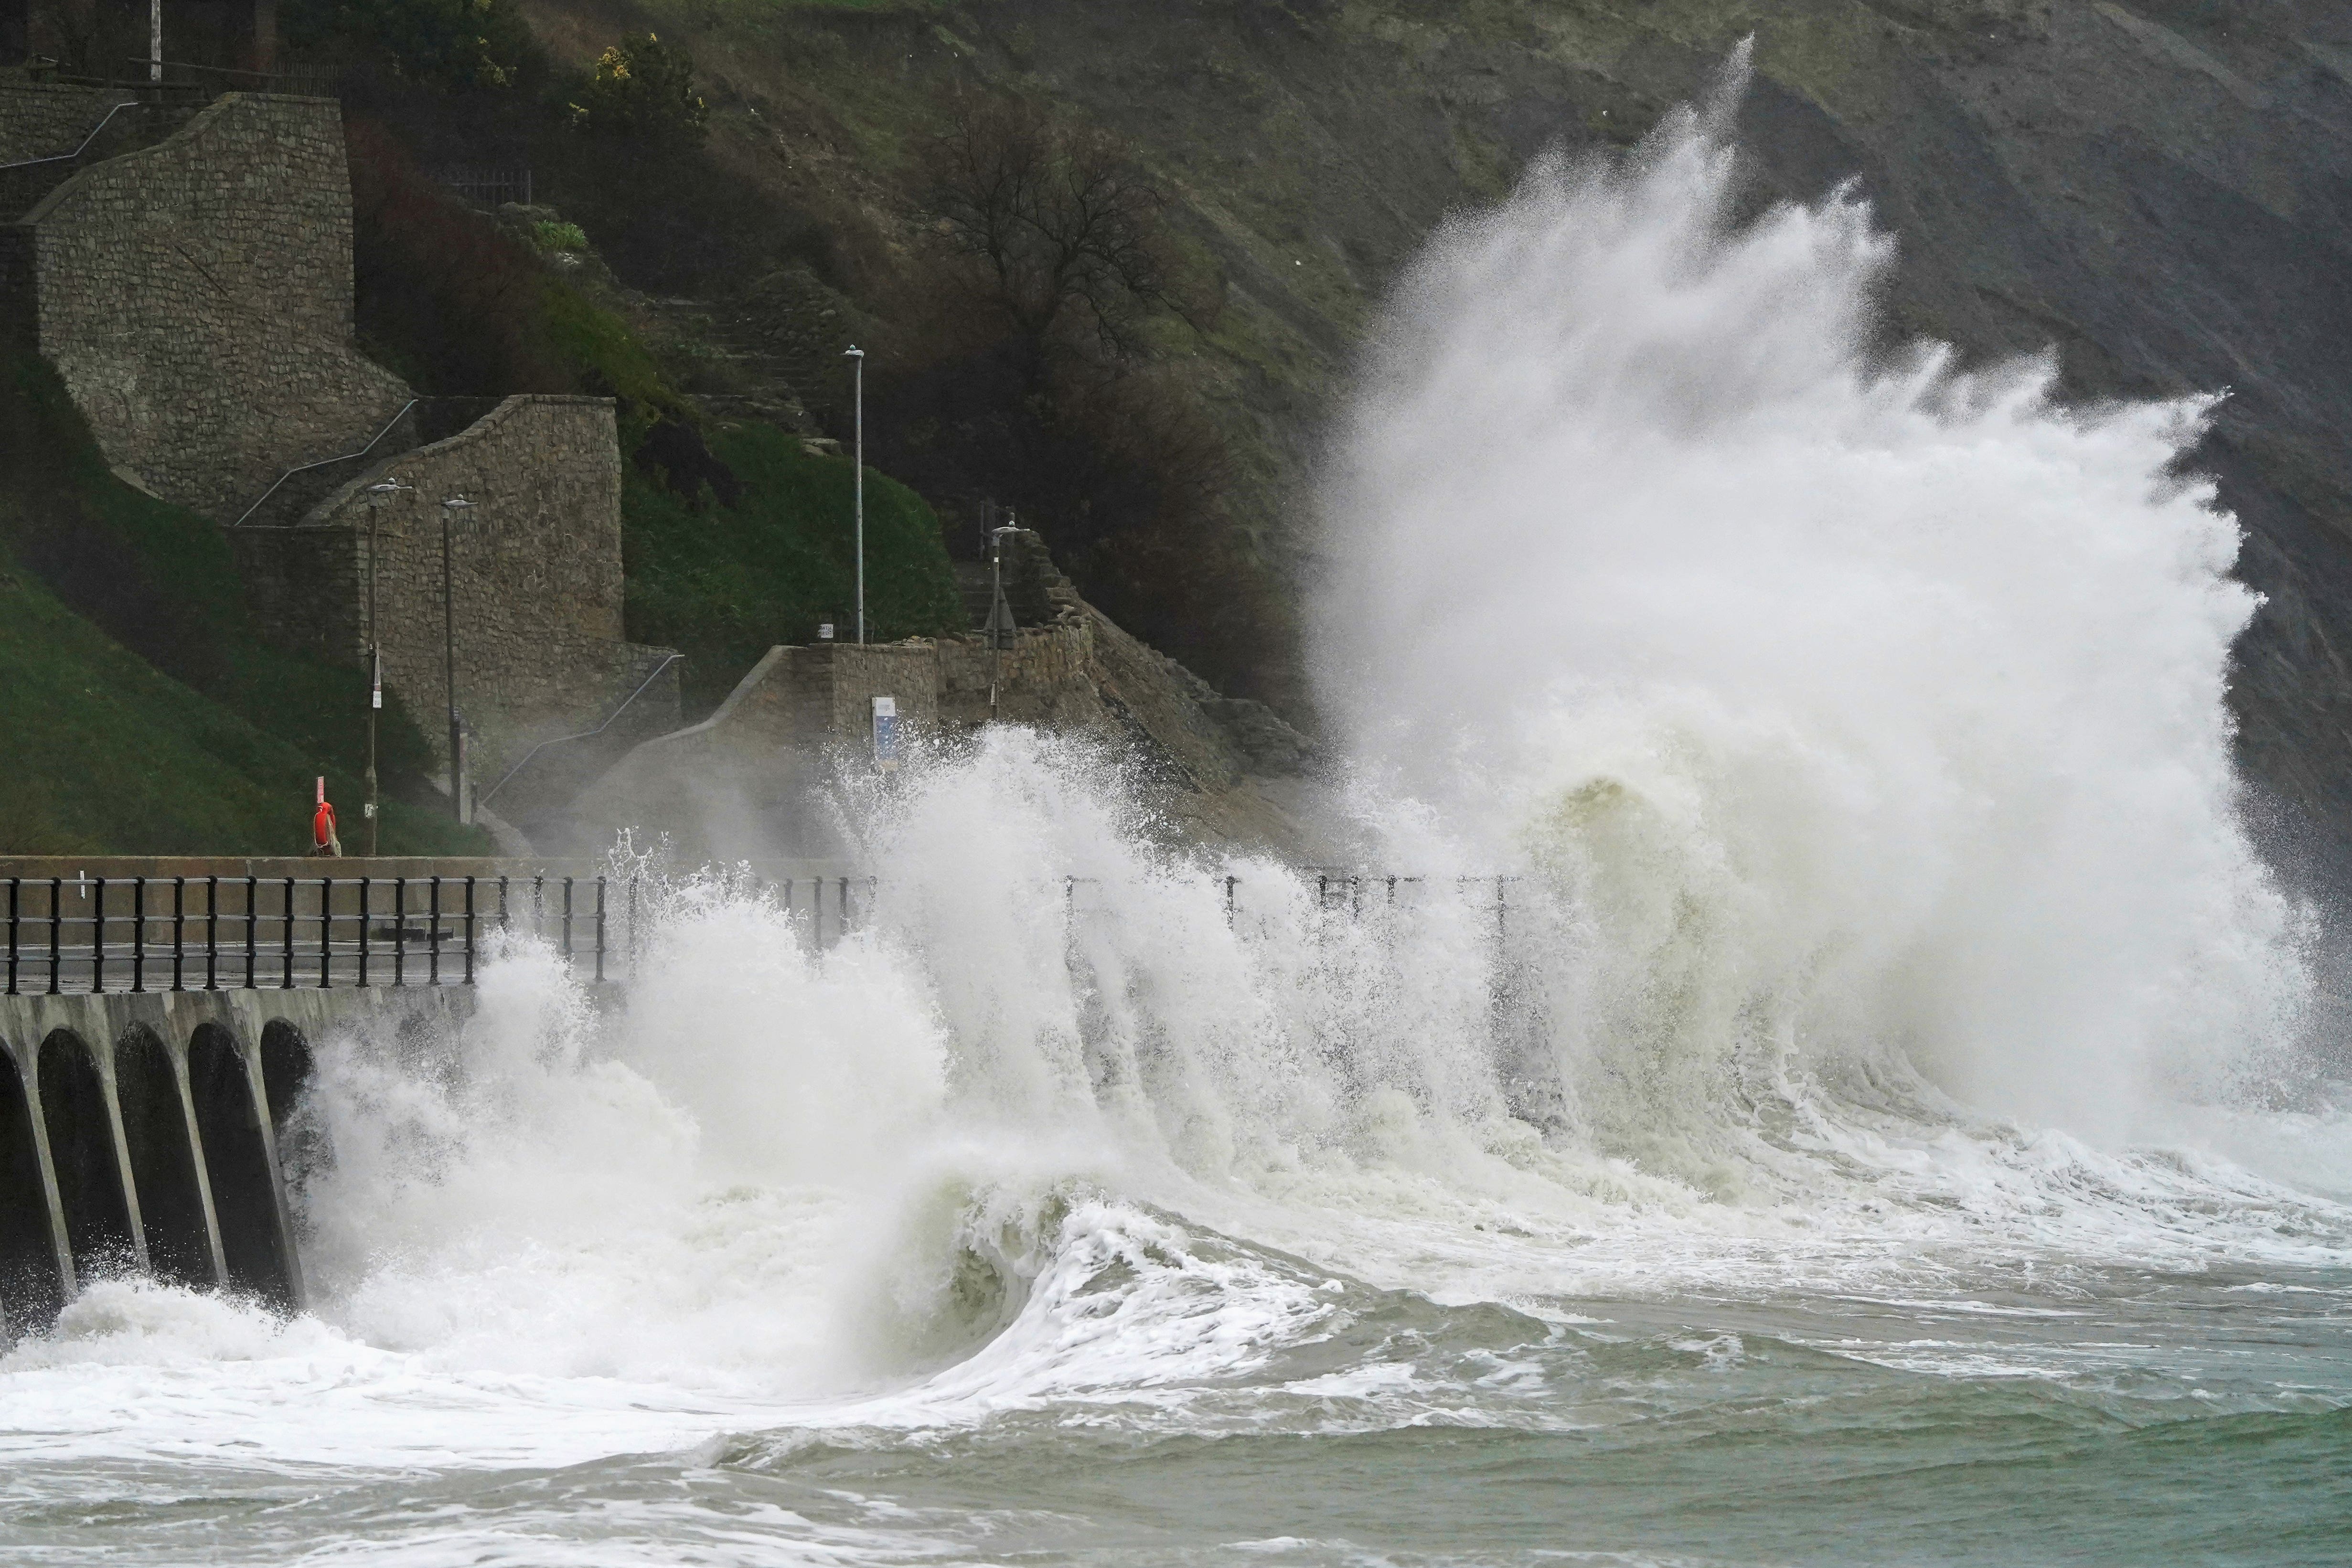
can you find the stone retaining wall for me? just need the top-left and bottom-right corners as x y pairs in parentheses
(230, 396), (678, 786)
(0, 78), (120, 162)
(5, 91), (410, 518)
(574, 531), (1311, 855)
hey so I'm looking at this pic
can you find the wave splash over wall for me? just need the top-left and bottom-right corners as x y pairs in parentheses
(1315, 52), (2314, 1143)
(9, 63), (2349, 1528)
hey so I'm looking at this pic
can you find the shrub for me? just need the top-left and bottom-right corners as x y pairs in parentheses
(567, 33), (709, 153)
(867, 93), (1289, 702)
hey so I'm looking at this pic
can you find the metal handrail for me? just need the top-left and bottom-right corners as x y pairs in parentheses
(228, 400), (419, 529)
(0, 873), (605, 993)
(478, 653), (685, 807)
(0, 100), (139, 172)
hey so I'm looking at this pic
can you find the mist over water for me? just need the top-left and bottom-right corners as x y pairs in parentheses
(6, 61), (2349, 1568)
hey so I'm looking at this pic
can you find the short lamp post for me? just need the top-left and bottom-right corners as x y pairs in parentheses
(843, 344), (866, 645)
(440, 495), (476, 823)
(362, 475), (416, 855)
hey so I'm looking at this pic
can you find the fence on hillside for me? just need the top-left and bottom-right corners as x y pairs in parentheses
(434, 165), (533, 208)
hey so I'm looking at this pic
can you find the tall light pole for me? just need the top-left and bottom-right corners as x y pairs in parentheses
(843, 344), (865, 644)
(987, 506), (1019, 722)
(440, 495), (475, 823)
(149, 0), (161, 83)
(363, 476), (415, 856)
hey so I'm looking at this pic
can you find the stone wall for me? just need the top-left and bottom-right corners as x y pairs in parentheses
(230, 396), (678, 788)
(6, 90), (410, 518)
(0, 78), (119, 162)
(574, 531), (1313, 856)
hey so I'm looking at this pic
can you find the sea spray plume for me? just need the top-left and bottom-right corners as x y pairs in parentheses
(1315, 55), (2309, 1142)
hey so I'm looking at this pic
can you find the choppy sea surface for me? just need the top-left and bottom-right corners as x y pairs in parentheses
(2, 1178), (2347, 1565)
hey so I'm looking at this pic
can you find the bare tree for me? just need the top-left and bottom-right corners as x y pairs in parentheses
(921, 96), (1211, 367)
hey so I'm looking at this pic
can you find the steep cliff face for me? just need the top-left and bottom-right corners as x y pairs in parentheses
(535, 0), (2352, 841)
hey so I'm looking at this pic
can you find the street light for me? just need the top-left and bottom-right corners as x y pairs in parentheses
(986, 505), (1020, 722)
(362, 476), (415, 854)
(440, 495), (475, 823)
(843, 344), (865, 644)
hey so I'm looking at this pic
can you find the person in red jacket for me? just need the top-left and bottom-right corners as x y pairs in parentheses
(311, 779), (342, 857)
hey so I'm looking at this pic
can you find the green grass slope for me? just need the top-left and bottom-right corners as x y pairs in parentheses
(0, 350), (490, 856)
(624, 423), (965, 714)
(0, 565), (471, 855)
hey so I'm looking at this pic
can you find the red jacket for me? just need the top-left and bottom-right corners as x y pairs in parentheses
(312, 800), (338, 849)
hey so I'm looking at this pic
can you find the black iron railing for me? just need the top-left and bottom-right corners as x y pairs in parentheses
(0, 872), (1509, 996)
(0, 874), (871, 995)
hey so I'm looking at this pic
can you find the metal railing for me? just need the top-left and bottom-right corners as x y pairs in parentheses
(478, 653), (684, 810)
(0, 872), (1515, 995)
(1306, 873), (1516, 933)
(228, 400), (417, 529)
(0, 874), (879, 995)
(434, 166), (533, 208)
(117, 58), (339, 97)
(0, 99), (140, 173)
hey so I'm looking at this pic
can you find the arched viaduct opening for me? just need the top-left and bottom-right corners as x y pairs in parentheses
(37, 1029), (136, 1283)
(188, 1025), (296, 1308)
(0, 1045), (64, 1335)
(114, 1027), (216, 1291)
(258, 1021), (322, 1208)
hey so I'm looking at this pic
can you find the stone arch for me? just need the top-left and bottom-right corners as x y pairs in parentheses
(37, 1029), (136, 1283)
(0, 1043), (65, 1335)
(188, 1025), (295, 1309)
(258, 1020), (325, 1218)
(258, 1022), (315, 1140)
(113, 1026), (216, 1291)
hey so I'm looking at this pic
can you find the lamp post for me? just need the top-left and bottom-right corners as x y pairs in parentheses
(843, 344), (865, 644)
(987, 506), (1020, 722)
(440, 495), (475, 823)
(149, 0), (161, 83)
(363, 476), (415, 855)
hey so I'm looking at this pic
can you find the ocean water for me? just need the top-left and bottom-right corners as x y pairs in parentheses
(5, 57), (2349, 1566)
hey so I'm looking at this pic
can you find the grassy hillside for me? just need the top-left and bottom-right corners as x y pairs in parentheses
(0, 349), (489, 855)
(0, 565), (471, 856)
